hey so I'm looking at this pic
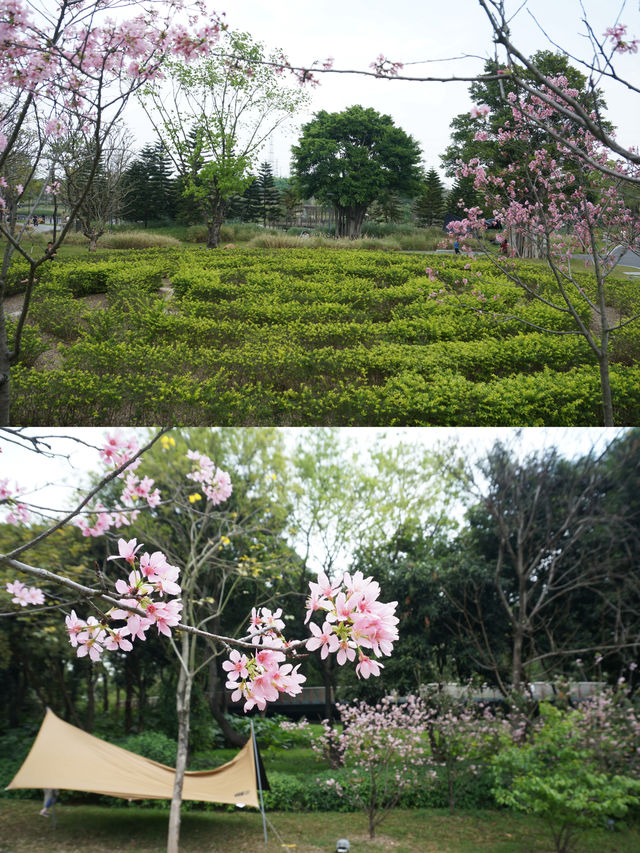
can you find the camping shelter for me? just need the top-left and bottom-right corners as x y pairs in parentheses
(6, 708), (261, 808)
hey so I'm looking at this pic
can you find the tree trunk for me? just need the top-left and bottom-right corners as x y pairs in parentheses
(57, 660), (83, 728)
(321, 656), (334, 722)
(86, 662), (95, 733)
(125, 657), (134, 734)
(0, 305), (11, 426)
(512, 623), (524, 693)
(102, 667), (109, 714)
(335, 204), (367, 239)
(598, 351), (614, 427)
(167, 636), (192, 853)
(205, 197), (226, 249)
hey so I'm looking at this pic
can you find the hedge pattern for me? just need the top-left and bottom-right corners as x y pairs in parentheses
(10, 248), (640, 425)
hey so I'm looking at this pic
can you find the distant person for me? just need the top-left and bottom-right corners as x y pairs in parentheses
(32, 215), (38, 227)
(300, 230), (310, 239)
(453, 240), (460, 254)
(40, 788), (58, 817)
(45, 241), (57, 261)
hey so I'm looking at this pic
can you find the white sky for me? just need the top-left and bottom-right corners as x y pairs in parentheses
(127, 0), (640, 178)
(0, 427), (627, 520)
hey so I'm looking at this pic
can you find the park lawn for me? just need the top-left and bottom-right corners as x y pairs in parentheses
(1, 800), (639, 853)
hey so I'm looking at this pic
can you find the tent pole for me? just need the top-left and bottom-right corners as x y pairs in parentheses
(250, 719), (268, 844)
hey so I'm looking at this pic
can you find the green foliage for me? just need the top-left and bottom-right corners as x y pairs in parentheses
(122, 142), (176, 226)
(13, 248), (640, 425)
(415, 169), (445, 225)
(29, 285), (86, 340)
(119, 731), (178, 766)
(292, 106), (422, 237)
(223, 714), (308, 750)
(492, 704), (640, 853)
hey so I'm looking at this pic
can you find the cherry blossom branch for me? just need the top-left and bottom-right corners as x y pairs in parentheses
(4, 428), (170, 560)
(0, 552), (306, 653)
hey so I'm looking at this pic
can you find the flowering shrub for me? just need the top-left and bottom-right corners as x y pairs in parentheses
(422, 690), (520, 814)
(312, 696), (430, 838)
(573, 688), (640, 778)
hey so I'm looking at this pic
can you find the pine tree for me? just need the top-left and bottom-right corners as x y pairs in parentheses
(122, 143), (176, 226)
(414, 168), (445, 226)
(241, 175), (262, 223)
(256, 162), (281, 226)
(369, 192), (403, 224)
(446, 175), (478, 217)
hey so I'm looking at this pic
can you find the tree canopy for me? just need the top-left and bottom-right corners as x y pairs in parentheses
(291, 105), (423, 238)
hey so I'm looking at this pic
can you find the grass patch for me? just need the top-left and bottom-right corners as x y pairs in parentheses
(0, 800), (638, 853)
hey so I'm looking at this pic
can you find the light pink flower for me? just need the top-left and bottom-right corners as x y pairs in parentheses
(355, 653), (383, 679)
(108, 537), (143, 565)
(306, 621), (340, 659)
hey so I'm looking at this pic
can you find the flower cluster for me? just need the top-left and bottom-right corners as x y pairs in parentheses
(6, 580), (44, 607)
(223, 607), (305, 712)
(186, 450), (232, 505)
(74, 433), (160, 537)
(305, 570), (398, 679)
(370, 54), (404, 77)
(64, 538), (183, 662)
(0, 478), (30, 525)
(604, 24), (639, 54)
(469, 104), (490, 119)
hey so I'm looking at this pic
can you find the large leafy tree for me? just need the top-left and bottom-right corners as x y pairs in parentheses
(291, 105), (422, 238)
(440, 434), (640, 695)
(441, 51), (610, 178)
(141, 31), (308, 248)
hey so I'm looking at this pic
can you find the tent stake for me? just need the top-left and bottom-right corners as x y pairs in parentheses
(250, 719), (268, 844)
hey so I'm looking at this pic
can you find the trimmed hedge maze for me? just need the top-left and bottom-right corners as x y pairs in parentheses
(10, 248), (640, 425)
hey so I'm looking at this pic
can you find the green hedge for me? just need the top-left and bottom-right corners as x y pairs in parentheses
(11, 248), (640, 426)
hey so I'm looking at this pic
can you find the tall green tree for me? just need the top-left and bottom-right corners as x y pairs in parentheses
(446, 175), (478, 217)
(141, 31), (308, 248)
(291, 105), (422, 238)
(441, 51), (610, 178)
(253, 161), (281, 226)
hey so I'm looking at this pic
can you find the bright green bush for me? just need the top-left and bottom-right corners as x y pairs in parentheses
(12, 248), (640, 425)
(492, 704), (640, 853)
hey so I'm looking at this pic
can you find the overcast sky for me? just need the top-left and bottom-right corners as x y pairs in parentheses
(128, 0), (640, 179)
(0, 427), (627, 522)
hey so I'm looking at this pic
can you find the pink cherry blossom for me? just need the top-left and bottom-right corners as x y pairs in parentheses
(104, 630), (133, 652)
(306, 620), (340, 659)
(108, 537), (143, 565)
(222, 649), (249, 680)
(65, 610), (85, 647)
(6, 579), (44, 607)
(355, 652), (383, 679)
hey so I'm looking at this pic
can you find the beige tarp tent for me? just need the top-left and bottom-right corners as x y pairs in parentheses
(6, 708), (260, 808)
